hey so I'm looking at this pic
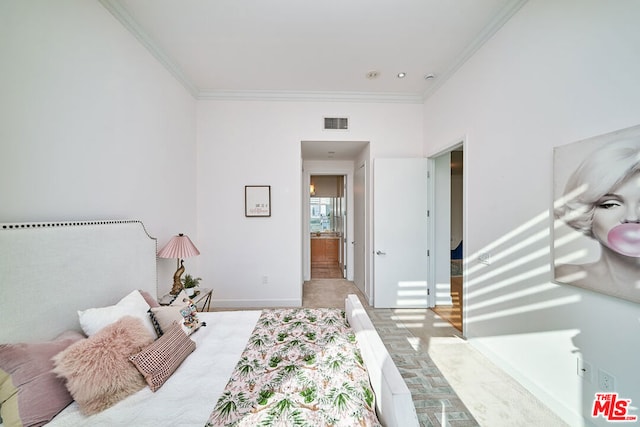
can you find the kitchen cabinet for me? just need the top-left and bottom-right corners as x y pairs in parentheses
(311, 238), (340, 265)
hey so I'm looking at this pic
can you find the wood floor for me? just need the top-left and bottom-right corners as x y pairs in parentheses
(310, 262), (343, 279)
(431, 275), (462, 331)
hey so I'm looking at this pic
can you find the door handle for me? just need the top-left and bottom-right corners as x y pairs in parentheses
(376, 250), (386, 255)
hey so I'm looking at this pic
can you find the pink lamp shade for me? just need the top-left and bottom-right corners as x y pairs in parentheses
(157, 234), (200, 259)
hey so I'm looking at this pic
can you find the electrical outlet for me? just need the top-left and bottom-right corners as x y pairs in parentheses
(261, 275), (268, 285)
(577, 358), (593, 382)
(598, 369), (615, 391)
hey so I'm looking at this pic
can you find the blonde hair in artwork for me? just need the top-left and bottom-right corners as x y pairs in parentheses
(555, 138), (640, 237)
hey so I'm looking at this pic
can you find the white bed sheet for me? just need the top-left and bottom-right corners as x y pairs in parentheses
(48, 311), (261, 427)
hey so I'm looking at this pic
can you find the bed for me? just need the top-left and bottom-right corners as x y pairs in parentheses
(0, 220), (418, 426)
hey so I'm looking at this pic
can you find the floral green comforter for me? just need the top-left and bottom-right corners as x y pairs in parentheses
(206, 308), (382, 427)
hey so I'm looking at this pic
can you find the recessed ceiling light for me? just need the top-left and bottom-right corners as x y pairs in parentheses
(397, 72), (406, 78)
(424, 73), (436, 80)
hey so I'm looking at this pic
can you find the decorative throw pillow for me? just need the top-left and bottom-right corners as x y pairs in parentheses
(129, 322), (196, 392)
(52, 316), (154, 415)
(170, 290), (191, 306)
(138, 289), (160, 308)
(149, 291), (204, 336)
(77, 290), (157, 338)
(148, 308), (164, 338)
(0, 330), (84, 427)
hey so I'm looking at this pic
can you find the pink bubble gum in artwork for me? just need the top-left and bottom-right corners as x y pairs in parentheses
(608, 223), (640, 257)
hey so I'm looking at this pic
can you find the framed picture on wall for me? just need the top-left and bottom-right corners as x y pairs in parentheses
(552, 124), (640, 304)
(245, 185), (271, 217)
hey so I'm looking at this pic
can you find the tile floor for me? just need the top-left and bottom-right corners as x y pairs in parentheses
(302, 279), (569, 427)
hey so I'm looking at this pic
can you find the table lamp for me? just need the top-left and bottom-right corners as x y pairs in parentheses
(157, 233), (200, 295)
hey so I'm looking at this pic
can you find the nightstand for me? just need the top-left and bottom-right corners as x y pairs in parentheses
(192, 287), (213, 311)
(158, 287), (213, 312)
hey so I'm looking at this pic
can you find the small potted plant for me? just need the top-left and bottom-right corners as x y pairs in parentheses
(182, 274), (202, 297)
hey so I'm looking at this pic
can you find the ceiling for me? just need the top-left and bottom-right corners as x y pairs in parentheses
(99, 0), (524, 161)
(101, 0), (525, 103)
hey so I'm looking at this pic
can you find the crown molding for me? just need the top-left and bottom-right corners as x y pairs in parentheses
(421, 0), (528, 101)
(100, 0), (526, 104)
(197, 90), (423, 104)
(98, 0), (199, 98)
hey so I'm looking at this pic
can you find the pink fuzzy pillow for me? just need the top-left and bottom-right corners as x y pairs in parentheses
(52, 316), (154, 415)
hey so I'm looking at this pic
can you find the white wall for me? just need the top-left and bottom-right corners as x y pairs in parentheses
(423, 1), (640, 425)
(197, 100), (422, 307)
(0, 0), (198, 294)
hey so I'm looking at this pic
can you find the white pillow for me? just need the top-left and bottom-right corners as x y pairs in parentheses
(78, 290), (157, 338)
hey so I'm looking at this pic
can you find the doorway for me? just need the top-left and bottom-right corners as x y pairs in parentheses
(431, 147), (464, 331)
(310, 175), (345, 279)
(300, 140), (370, 301)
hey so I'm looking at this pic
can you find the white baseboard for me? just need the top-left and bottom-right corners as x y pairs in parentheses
(469, 338), (586, 427)
(212, 298), (302, 309)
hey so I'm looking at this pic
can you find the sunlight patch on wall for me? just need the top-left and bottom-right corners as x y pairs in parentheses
(458, 205), (588, 326)
(466, 246), (551, 289)
(468, 282), (561, 311)
(466, 265), (550, 299)
(465, 232), (551, 282)
(466, 210), (550, 268)
(465, 295), (581, 324)
(472, 228), (549, 270)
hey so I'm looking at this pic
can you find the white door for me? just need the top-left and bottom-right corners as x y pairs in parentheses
(373, 158), (429, 308)
(434, 153), (453, 306)
(353, 162), (366, 297)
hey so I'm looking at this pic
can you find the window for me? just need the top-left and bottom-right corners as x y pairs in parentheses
(310, 197), (334, 232)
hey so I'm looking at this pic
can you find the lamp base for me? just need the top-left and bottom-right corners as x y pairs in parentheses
(169, 281), (184, 295)
(169, 259), (185, 295)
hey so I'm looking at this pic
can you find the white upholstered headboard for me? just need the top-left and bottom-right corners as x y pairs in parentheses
(0, 220), (157, 344)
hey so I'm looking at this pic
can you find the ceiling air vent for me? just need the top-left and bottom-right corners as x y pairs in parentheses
(324, 117), (348, 130)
